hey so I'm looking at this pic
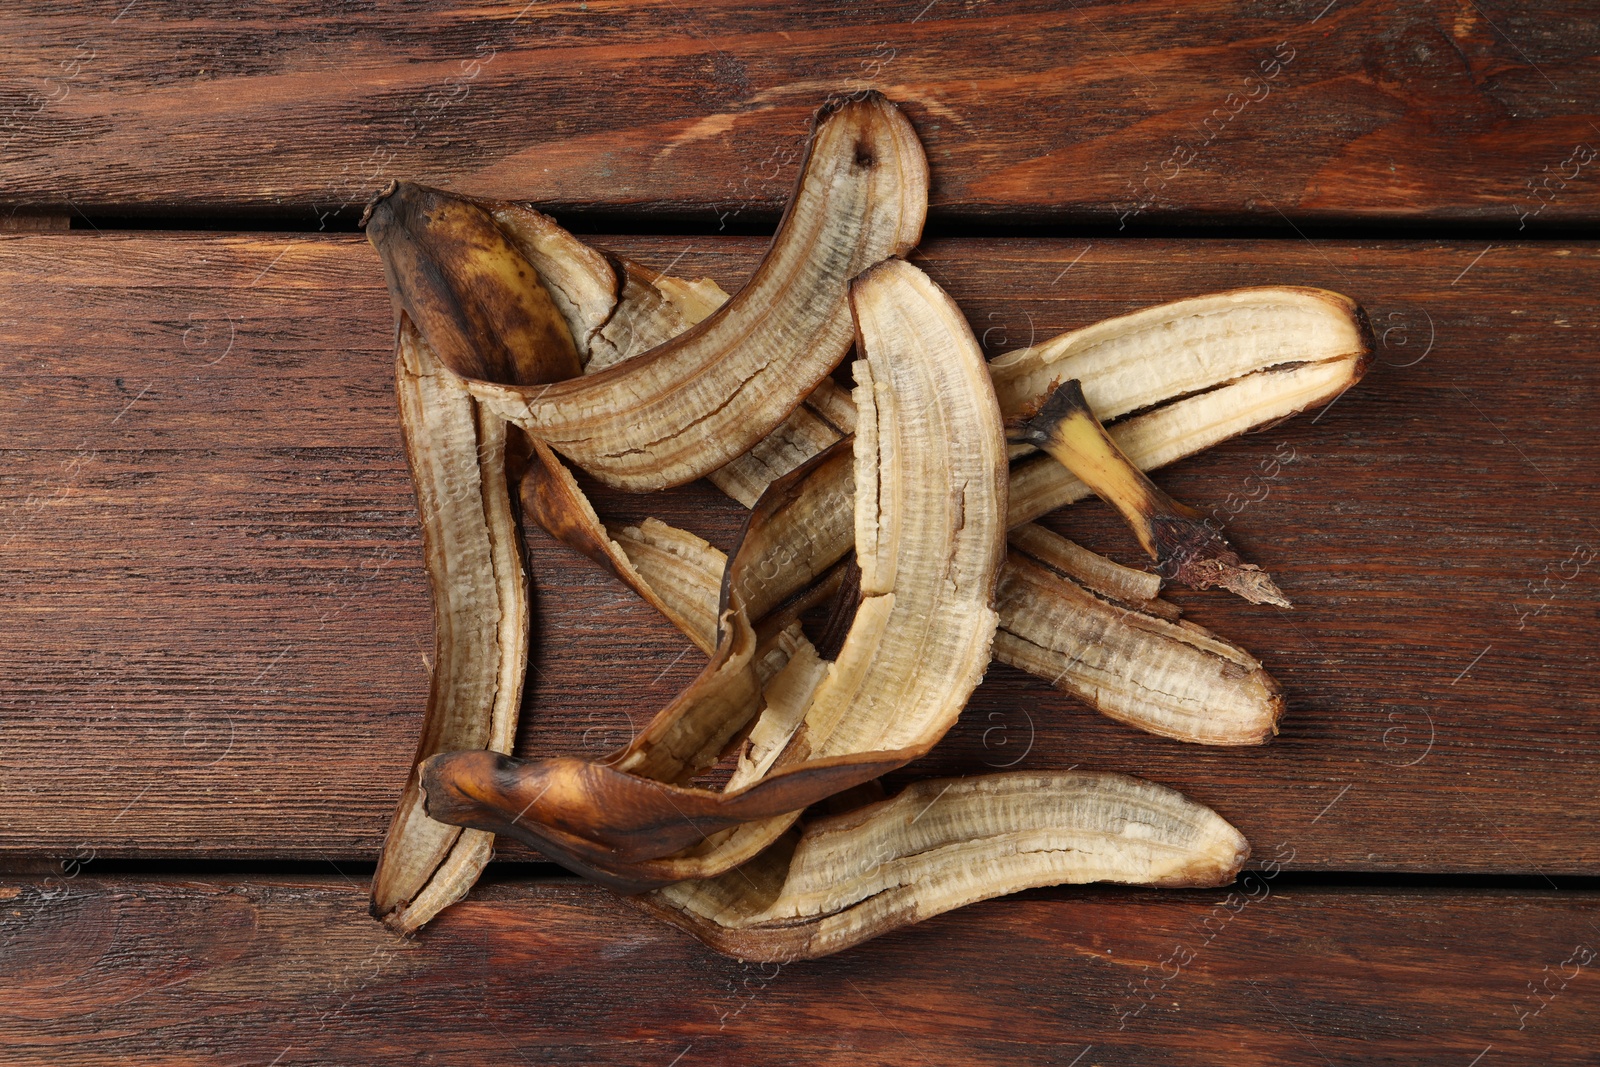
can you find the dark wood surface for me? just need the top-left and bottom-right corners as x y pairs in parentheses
(2, 232), (1596, 873)
(5, 2), (1600, 1060)
(3, 875), (1597, 1065)
(2, 1), (1598, 226)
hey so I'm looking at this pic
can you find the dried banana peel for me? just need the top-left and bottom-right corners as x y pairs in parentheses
(1006, 521), (1169, 615)
(368, 312), (569, 934)
(386, 92), (928, 491)
(363, 185), (583, 387)
(989, 285), (1371, 430)
(556, 259), (1309, 745)
(364, 180), (587, 931)
(420, 259), (1007, 887)
(364, 181), (727, 926)
(1011, 378), (1291, 607)
(815, 258), (1007, 755)
(641, 771), (1248, 962)
(358, 94), (1372, 956)
(997, 525), (1284, 744)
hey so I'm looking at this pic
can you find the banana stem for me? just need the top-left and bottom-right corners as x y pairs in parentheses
(1010, 379), (1290, 608)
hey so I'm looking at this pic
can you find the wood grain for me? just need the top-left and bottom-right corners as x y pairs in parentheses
(2, 1), (1597, 225)
(1, 232), (1597, 873)
(2, 875), (1597, 1064)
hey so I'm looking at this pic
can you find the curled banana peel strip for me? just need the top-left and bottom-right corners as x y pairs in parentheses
(990, 286), (1372, 428)
(999, 524), (1284, 745)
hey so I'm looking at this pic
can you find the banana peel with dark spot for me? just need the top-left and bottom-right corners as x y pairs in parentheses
(369, 91), (928, 492)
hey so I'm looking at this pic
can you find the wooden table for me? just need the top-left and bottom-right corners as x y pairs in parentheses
(4, 3), (1598, 1063)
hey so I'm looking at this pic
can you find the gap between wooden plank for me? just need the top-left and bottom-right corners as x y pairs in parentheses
(57, 209), (1600, 241)
(7, 858), (1600, 894)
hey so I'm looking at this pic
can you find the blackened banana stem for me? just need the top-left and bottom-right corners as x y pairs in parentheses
(1010, 378), (1291, 608)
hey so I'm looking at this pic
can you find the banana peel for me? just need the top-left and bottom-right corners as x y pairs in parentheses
(370, 92), (928, 491)
(357, 95), (1377, 955)
(368, 305), (573, 934)
(999, 524), (1285, 745)
(421, 260), (1008, 887)
(642, 770), (1249, 962)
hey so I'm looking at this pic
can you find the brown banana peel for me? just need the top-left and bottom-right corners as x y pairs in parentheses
(369, 307), (572, 934)
(374, 92), (928, 491)
(363, 182), (589, 931)
(366, 181), (745, 926)
(989, 285), (1372, 430)
(361, 105), (1372, 954)
(422, 259), (1008, 887)
(421, 747), (912, 892)
(998, 525), (1285, 745)
(641, 770), (1249, 962)
(362, 186), (583, 387)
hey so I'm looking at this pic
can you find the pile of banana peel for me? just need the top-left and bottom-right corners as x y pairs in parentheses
(361, 93), (1372, 961)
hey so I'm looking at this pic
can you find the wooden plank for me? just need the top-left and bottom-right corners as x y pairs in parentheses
(3, 1), (1598, 224)
(2, 232), (1598, 872)
(2, 875), (1597, 1064)
(0, 213), (68, 232)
